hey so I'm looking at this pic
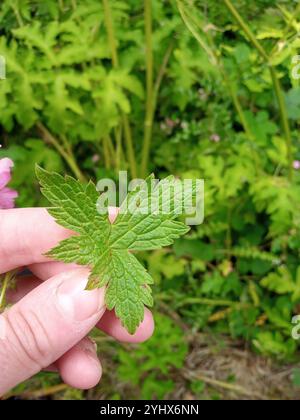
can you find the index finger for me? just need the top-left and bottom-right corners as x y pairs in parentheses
(0, 207), (118, 274)
(0, 208), (71, 273)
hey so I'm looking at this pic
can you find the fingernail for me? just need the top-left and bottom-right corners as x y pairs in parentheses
(56, 270), (105, 321)
(80, 338), (98, 357)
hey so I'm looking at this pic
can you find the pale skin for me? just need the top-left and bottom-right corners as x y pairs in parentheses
(0, 207), (154, 396)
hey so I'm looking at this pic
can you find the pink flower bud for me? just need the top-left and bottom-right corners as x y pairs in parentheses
(0, 158), (18, 209)
(293, 160), (300, 170)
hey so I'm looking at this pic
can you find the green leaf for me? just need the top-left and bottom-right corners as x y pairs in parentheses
(244, 111), (278, 145)
(89, 250), (154, 334)
(147, 250), (187, 282)
(36, 167), (194, 334)
(253, 331), (297, 359)
(260, 266), (295, 295)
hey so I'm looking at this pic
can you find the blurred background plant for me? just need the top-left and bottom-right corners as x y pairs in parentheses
(1, 0), (300, 400)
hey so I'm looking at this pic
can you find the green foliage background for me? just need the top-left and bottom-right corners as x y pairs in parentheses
(1, 0), (300, 399)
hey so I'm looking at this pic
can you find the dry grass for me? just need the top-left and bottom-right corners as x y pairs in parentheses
(84, 331), (300, 401)
(5, 331), (299, 400)
(171, 333), (300, 400)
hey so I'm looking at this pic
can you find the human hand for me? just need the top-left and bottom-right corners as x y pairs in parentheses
(0, 208), (154, 396)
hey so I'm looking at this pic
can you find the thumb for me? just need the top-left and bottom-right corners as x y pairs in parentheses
(0, 268), (106, 395)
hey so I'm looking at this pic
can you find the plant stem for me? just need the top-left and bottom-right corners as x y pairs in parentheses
(71, 0), (77, 11)
(3, 383), (70, 400)
(0, 274), (9, 310)
(185, 371), (264, 399)
(222, 0), (293, 180)
(103, 136), (111, 169)
(279, 3), (300, 34)
(178, 0), (260, 172)
(180, 3), (253, 136)
(0, 271), (17, 311)
(123, 116), (137, 178)
(61, 134), (73, 156)
(115, 125), (123, 172)
(36, 122), (86, 182)
(141, 0), (154, 177)
(270, 3), (300, 57)
(159, 294), (246, 308)
(224, 74), (253, 139)
(249, 280), (260, 307)
(58, 0), (65, 12)
(177, 1), (217, 65)
(107, 134), (115, 165)
(102, 0), (119, 68)
(219, 64), (260, 172)
(269, 66), (293, 180)
(226, 206), (232, 253)
(153, 41), (174, 111)
(222, 0), (268, 61)
(140, 39), (174, 178)
(177, 297), (248, 308)
(11, 4), (24, 26)
(208, 307), (232, 323)
(102, 0), (137, 179)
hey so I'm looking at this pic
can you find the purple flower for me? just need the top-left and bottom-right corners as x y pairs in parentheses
(0, 158), (18, 209)
(210, 134), (221, 143)
(92, 154), (100, 163)
(293, 160), (300, 170)
(165, 118), (176, 129)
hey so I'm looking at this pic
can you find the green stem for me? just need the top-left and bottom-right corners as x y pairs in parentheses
(36, 122), (86, 182)
(123, 116), (137, 178)
(0, 274), (9, 310)
(269, 66), (293, 180)
(61, 134), (73, 156)
(223, 73), (260, 173)
(153, 41), (174, 112)
(178, 1), (248, 134)
(58, 0), (65, 12)
(140, 40), (173, 178)
(177, 297), (247, 308)
(102, 0), (119, 67)
(249, 281), (260, 307)
(226, 206), (232, 253)
(102, 0), (137, 179)
(106, 134), (116, 167)
(11, 4), (24, 26)
(279, 2), (300, 34)
(222, 0), (268, 61)
(270, 3), (300, 57)
(141, 0), (154, 178)
(179, 1), (252, 137)
(103, 136), (111, 169)
(224, 75), (252, 138)
(222, 0), (293, 180)
(187, 372), (262, 399)
(71, 0), (77, 11)
(178, 0), (259, 172)
(177, 1), (217, 65)
(115, 125), (123, 172)
(158, 294), (244, 308)
(0, 271), (17, 311)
